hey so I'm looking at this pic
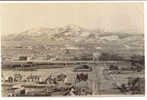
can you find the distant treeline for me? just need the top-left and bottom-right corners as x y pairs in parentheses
(99, 52), (144, 65)
(66, 52), (144, 65)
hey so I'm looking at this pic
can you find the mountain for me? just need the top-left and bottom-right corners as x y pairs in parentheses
(1, 25), (144, 58)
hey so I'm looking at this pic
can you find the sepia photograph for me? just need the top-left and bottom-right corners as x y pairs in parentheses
(0, 3), (145, 97)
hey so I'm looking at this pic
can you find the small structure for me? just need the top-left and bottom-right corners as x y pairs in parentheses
(73, 65), (92, 72)
(56, 74), (67, 81)
(26, 75), (40, 82)
(76, 73), (88, 82)
(75, 81), (92, 95)
(14, 74), (23, 82)
(45, 77), (57, 86)
(7, 76), (14, 83)
(19, 56), (28, 61)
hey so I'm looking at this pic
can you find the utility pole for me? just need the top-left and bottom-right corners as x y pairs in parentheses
(92, 53), (101, 95)
(64, 48), (70, 67)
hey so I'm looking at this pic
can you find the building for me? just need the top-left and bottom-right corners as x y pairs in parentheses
(26, 75), (40, 82)
(19, 56), (28, 61)
(14, 74), (23, 82)
(7, 76), (14, 83)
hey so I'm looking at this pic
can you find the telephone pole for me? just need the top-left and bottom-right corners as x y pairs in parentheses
(92, 53), (101, 95)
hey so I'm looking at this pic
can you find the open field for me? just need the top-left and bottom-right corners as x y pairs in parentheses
(2, 61), (145, 96)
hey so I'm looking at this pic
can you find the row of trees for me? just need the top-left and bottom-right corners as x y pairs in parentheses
(62, 51), (144, 63)
(99, 52), (144, 72)
(99, 52), (144, 63)
(99, 53), (124, 61)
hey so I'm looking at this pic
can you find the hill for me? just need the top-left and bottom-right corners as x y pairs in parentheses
(1, 25), (144, 59)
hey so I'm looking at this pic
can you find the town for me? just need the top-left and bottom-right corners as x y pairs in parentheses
(1, 48), (145, 96)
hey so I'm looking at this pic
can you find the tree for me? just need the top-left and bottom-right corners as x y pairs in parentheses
(99, 52), (123, 61)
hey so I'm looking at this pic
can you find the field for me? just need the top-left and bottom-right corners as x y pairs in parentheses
(2, 61), (145, 96)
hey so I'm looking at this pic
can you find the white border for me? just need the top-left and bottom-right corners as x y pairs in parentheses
(0, 1), (145, 3)
(145, 1), (147, 99)
(0, 1), (146, 100)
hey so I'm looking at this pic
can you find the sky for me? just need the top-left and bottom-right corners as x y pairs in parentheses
(0, 3), (144, 35)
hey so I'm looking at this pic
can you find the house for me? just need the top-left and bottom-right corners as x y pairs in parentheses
(7, 76), (14, 83)
(45, 74), (58, 86)
(26, 75), (40, 82)
(19, 56), (28, 61)
(45, 77), (56, 85)
(17, 55), (33, 61)
(14, 74), (23, 82)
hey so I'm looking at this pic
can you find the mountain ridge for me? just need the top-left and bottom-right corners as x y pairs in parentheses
(1, 25), (144, 58)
